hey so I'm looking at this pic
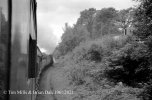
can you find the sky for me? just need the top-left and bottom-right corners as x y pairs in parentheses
(37, 0), (137, 54)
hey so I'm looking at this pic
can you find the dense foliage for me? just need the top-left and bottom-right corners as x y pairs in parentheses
(106, 42), (150, 86)
(54, 7), (123, 58)
(53, 1), (152, 99)
(132, 0), (152, 99)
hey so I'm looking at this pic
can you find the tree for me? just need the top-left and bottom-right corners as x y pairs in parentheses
(133, 1), (152, 99)
(92, 7), (119, 38)
(55, 23), (89, 57)
(76, 8), (96, 39)
(106, 42), (150, 86)
(116, 8), (135, 35)
(133, 0), (152, 40)
(133, 0), (152, 76)
(54, 8), (121, 57)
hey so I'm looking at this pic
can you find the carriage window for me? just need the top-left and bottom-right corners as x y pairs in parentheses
(28, 35), (37, 78)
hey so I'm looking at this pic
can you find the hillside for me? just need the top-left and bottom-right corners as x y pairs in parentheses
(48, 1), (152, 100)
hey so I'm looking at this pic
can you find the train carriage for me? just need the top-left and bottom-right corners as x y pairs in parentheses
(0, 0), (40, 100)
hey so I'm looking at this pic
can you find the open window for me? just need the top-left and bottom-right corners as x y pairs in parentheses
(28, 35), (37, 78)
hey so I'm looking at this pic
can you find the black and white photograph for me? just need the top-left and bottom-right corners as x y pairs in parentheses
(0, 0), (152, 100)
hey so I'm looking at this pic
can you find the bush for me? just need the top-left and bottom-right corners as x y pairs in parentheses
(66, 61), (99, 86)
(71, 40), (103, 63)
(60, 35), (145, 100)
(65, 35), (134, 86)
(106, 42), (151, 86)
(71, 35), (130, 63)
(138, 80), (152, 100)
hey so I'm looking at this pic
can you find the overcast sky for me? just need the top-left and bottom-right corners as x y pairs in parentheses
(37, 0), (137, 54)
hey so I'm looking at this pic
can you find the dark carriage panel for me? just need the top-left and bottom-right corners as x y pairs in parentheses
(0, 0), (39, 100)
(10, 0), (37, 100)
(0, 1), (9, 100)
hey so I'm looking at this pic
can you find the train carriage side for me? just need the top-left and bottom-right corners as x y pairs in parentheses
(10, 0), (38, 100)
(0, 0), (39, 100)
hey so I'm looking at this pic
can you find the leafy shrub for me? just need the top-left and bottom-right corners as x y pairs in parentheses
(70, 79), (141, 100)
(60, 34), (145, 100)
(71, 40), (103, 63)
(106, 42), (151, 86)
(66, 61), (99, 86)
(64, 35), (133, 86)
(138, 80), (152, 100)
